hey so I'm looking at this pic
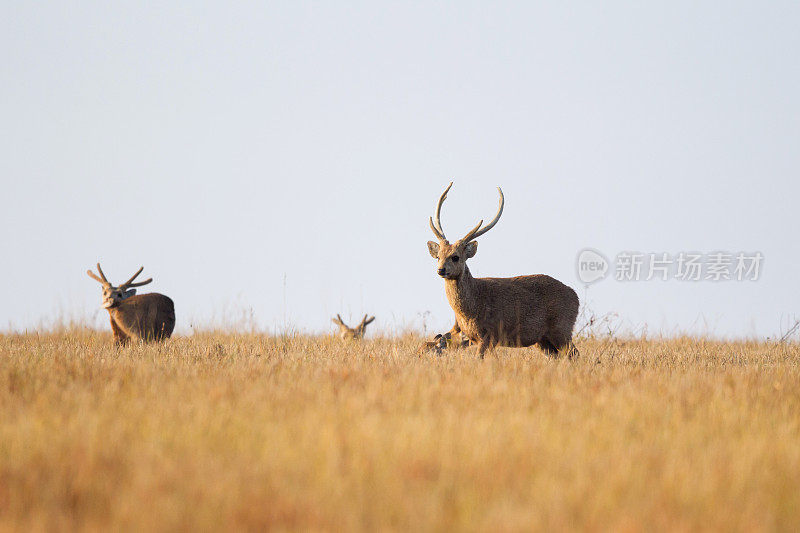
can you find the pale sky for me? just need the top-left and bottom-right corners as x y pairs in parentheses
(2, 2), (798, 339)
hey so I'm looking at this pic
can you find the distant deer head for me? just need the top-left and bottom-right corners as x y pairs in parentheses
(331, 314), (375, 340)
(86, 263), (153, 308)
(426, 182), (504, 280)
(87, 263), (175, 345)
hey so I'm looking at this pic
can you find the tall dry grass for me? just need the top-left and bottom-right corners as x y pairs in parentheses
(0, 331), (798, 531)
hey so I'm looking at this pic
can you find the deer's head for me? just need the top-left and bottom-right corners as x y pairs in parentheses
(427, 182), (504, 280)
(86, 263), (153, 309)
(332, 314), (375, 340)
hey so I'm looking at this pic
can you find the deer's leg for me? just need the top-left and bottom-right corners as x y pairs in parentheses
(155, 321), (169, 342)
(476, 340), (488, 359)
(449, 323), (473, 350)
(544, 334), (580, 360)
(476, 335), (498, 359)
(538, 339), (560, 357)
(110, 318), (130, 346)
(563, 341), (580, 360)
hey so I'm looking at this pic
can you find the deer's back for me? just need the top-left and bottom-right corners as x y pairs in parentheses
(476, 274), (578, 307)
(459, 274), (579, 346)
(111, 293), (175, 341)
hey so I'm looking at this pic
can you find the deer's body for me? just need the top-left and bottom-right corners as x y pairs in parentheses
(87, 264), (175, 346)
(444, 268), (578, 354)
(427, 183), (579, 359)
(106, 293), (175, 345)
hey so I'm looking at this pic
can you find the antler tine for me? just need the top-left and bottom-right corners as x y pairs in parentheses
(127, 278), (153, 288)
(365, 316), (375, 325)
(429, 181), (453, 241)
(459, 219), (484, 244)
(459, 187), (504, 243)
(96, 263), (109, 283)
(429, 218), (446, 241)
(120, 266), (144, 288)
(333, 314), (349, 327)
(86, 269), (107, 285)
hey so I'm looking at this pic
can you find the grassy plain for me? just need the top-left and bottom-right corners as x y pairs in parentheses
(0, 331), (798, 531)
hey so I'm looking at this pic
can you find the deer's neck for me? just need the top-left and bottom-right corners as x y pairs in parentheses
(106, 307), (132, 337)
(444, 266), (480, 318)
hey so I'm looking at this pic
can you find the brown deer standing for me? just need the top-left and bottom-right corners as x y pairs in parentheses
(331, 314), (375, 340)
(427, 183), (580, 359)
(86, 263), (175, 345)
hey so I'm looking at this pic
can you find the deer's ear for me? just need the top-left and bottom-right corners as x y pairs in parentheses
(465, 241), (478, 258)
(427, 241), (440, 258)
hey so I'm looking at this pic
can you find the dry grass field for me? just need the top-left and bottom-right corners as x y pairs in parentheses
(1, 331), (799, 531)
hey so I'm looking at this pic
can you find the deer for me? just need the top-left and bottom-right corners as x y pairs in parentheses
(420, 326), (472, 355)
(426, 182), (580, 359)
(86, 263), (175, 345)
(331, 314), (375, 340)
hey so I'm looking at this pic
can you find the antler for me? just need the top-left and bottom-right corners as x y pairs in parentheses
(120, 266), (153, 289)
(429, 182), (453, 241)
(429, 183), (504, 243)
(86, 262), (110, 285)
(96, 263), (110, 283)
(332, 314), (349, 328)
(362, 315), (375, 326)
(458, 187), (504, 244)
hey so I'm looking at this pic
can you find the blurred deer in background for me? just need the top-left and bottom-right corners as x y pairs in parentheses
(87, 263), (175, 345)
(427, 182), (580, 359)
(332, 314), (375, 340)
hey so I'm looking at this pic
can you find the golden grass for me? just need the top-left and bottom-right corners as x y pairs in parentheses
(1, 331), (798, 531)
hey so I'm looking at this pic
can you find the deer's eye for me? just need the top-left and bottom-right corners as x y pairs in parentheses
(451, 255), (460, 263)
